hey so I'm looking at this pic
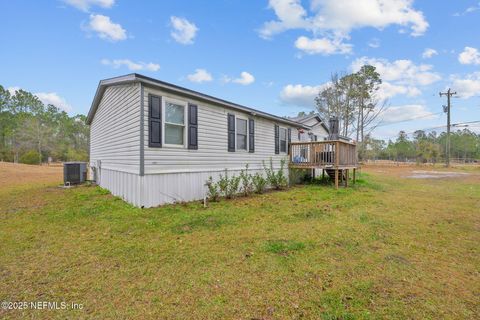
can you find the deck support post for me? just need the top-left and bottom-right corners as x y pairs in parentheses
(322, 169), (325, 180)
(345, 169), (349, 187)
(353, 168), (356, 184)
(335, 169), (339, 189)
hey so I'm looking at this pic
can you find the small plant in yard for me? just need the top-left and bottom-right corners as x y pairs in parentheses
(226, 175), (241, 199)
(205, 176), (220, 202)
(218, 169), (229, 197)
(239, 164), (253, 196)
(206, 160), (288, 200)
(251, 173), (267, 194)
(263, 158), (288, 190)
(217, 169), (240, 199)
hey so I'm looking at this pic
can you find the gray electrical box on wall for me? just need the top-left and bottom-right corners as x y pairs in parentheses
(64, 162), (87, 185)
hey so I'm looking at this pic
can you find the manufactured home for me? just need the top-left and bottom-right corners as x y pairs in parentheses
(86, 73), (324, 207)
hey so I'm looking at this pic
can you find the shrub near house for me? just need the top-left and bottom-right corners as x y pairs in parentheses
(206, 159), (288, 201)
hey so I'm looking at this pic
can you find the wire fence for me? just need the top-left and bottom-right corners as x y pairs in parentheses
(363, 158), (479, 167)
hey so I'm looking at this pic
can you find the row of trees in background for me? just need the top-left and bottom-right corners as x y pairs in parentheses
(362, 129), (480, 163)
(0, 85), (89, 164)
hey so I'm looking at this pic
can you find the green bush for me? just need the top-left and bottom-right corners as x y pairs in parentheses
(218, 169), (240, 199)
(227, 175), (241, 199)
(239, 164), (253, 196)
(205, 176), (220, 202)
(205, 160), (288, 201)
(19, 150), (41, 164)
(263, 158), (288, 190)
(251, 173), (267, 194)
(218, 170), (229, 197)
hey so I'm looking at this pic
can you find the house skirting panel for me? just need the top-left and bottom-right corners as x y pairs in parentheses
(98, 167), (289, 208)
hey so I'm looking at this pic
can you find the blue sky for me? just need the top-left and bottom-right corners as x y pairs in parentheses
(1, 0), (479, 140)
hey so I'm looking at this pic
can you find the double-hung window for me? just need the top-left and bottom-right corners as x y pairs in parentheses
(279, 127), (287, 153)
(236, 118), (248, 151)
(164, 100), (185, 146)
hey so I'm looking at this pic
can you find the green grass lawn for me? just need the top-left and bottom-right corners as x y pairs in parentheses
(0, 167), (479, 319)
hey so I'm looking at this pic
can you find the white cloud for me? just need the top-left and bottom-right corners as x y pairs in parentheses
(422, 48), (438, 59)
(376, 82), (421, 100)
(451, 72), (480, 99)
(280, 83), (329, 107)
(454, 2), (480, 16)
(368, 38), (380, 48)
(294, 36), (352, 55)
(259, 0), (310, 39)
(187, 69), (213, 83)
(225, 72), (255, 85)
(351, 57), (441, 86)
(458, 47), (480, 65)
(101, 59), (160, 71)
(63, 0), (114, 12)
(35, 92), (73, 112)
(351, 57), (440, 101)
(87, 14), (126, 42)
(259, 0), (428, 55)
(170, 16), (198, 45)
(310, 0), (428, 36)
(8, 87), (72, 112)
(380, 104), (437, 123)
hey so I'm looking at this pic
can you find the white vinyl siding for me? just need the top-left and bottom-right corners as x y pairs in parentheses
(89, 81), (305, 207)
(142, 85), (294, 174)
(90, 83), (140, 174)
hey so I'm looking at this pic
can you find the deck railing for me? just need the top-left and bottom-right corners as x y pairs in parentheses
(289, 140), (358, 168)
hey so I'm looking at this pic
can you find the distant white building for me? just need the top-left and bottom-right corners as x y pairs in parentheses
(86, 74), (324, 207)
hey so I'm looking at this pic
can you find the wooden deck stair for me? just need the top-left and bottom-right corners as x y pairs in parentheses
(325, 168), (344, 180)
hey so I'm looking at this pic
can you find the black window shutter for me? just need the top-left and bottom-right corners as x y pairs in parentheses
(314, 135), (318, 141)
(274, 124), (279, 154)
(188, 103), (198, 150)
(149, 94), (162, 148)
(288, 128), (291, 154)
(227, 113), (235, 152)
(248, 118), (255, 153)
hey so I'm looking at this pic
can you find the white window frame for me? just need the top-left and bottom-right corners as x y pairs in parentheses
(162, 97), (187, 148)
(235, 115), (249, 152)
(279, 126), (288, 154)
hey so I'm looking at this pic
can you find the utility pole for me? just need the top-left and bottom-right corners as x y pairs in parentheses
(439, 88), (457, 167)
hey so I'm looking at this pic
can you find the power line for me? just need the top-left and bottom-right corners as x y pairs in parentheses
(370, 111), (444, 129)
(452, 120), (480, 126)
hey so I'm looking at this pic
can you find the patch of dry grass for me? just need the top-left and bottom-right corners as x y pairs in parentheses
(0, 164), (479, 319)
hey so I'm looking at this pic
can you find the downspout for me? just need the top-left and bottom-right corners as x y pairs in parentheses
(139, 82), (145, 207)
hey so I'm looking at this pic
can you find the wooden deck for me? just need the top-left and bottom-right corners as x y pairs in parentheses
(289, 140), (359, 188)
